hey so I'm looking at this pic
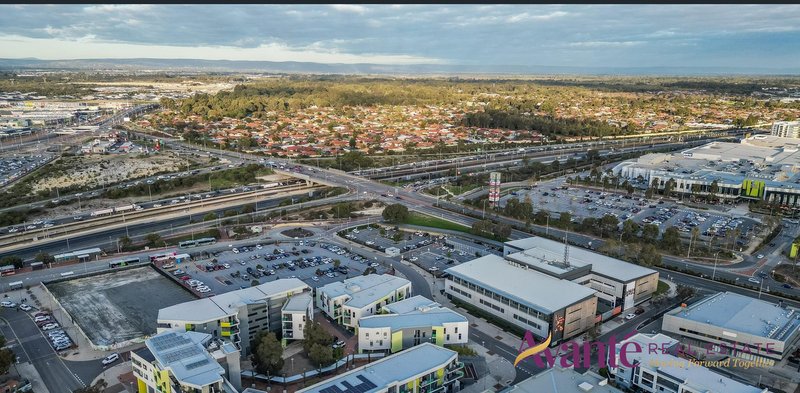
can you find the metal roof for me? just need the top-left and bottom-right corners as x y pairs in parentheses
(445, 254), (596, 314)
(317, 274), (411, 309)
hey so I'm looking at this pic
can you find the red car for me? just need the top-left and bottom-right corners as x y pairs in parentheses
(179, 275), (191, 281)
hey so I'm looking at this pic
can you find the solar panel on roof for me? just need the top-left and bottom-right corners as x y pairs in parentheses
(186, 359), (210, 370)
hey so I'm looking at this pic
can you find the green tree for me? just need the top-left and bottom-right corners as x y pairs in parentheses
(660, 226), (682, 253)
(145, 233), (164, 247)
(638, 244), (662, 267)
(0, 256), (23, 269)
(382, 204), (409, 224)
(0, 336), (14, 375)
(118, 235), (132, 250)
(642, 224), (660, 243)
(303, 321), (337, 367)
(333, 259), (341, 268)
(203, 213), (217, 221)
(35, 251), (55, 264)
(558, 212), (572, 229)
(241, 204), (256, 214)
(600, 214), (619, 237)
(250, 331), (284, 375)
(251, 279), (260, 287)
(622, 219), (640, 241)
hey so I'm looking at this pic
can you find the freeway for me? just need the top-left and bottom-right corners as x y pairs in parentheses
(0, 186), (340, 261)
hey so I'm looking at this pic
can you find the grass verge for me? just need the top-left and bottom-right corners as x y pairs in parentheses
(404, 212), (471, 233)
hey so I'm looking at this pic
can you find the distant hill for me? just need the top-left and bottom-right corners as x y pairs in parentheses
(0, 58), (796, 76)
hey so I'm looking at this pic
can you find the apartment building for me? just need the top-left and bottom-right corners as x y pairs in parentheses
(157, 278), (310, 355)
(357, 295), (468, 354)
(316, 274), (412, 330)
(772, 121), (800, 139)
(297, 343), (464, 393)
(281, 292), (313, 342)
(131, 330), (242, 393)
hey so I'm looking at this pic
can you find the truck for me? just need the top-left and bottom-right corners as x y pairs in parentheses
(262, 182), (279, 189)
(91, 208), (115, 217)
(114, 204), (138, 214)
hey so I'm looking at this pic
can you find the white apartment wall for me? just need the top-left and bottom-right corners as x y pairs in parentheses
(442, 321), (469, 344)
(358, 327), (392, 352)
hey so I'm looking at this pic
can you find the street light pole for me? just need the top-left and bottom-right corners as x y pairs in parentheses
(712, 251), (720, 281)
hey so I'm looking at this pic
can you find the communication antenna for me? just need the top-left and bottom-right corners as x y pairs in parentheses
(563, 231), (570, 267)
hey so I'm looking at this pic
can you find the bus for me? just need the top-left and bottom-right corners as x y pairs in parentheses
(30, 262), (44, 271)
(178, 237), (217, 249)
(109, 257), (140, 269)
(8, 281), (23, 290)
(0, 265), (15, 276)
(149, 252), (176, 263)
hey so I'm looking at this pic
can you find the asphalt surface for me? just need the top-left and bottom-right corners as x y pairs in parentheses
(0, 306), (87, 392)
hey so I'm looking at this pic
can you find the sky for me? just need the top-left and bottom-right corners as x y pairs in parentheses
(0, 4), (799, 70)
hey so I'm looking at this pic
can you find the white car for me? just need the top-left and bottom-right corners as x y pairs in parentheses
(624, 313), (636, 320)
(748, 277), (761, 284)
(153, 203), (162, 208)
(102, 353), (119, 365)
(365, 241), (375, 245)
(757, 254), (764, 259)
(409, 257), (418, 262)
(311, 276), (319, 282)
(232, 248), (240, 254)
(34, 316), (51, 322)
(19, 304), (32, 311)
(370, 262), (379, 268)
(42, 323), (60, 331)
(256, 244), (263, 250)
(1, 301), (16, 308)
(223, 263), (231, 269)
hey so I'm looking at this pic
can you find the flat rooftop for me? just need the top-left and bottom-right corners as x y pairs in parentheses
(318, 274), (410, 309)
(382, 295), (439, 314)
(615, 135), (800, 188)
(282, 292), (312, 313)
(667, 292), (800, 341)
(158, 278), (309, 323)
(621, 333), (764, 393)
(445, 254), (596, 314)
(297, 343), (457, 393)
(147, 331), (224, 388)
(505, 237), (656, 282)
(359, 307), (466, 330)
(509, 367), (621, 393)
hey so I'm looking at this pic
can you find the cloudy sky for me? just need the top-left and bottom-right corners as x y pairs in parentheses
(1, 4), (799, 69)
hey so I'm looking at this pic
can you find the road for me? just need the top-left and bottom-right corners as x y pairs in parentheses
(0, 307), (86, 393)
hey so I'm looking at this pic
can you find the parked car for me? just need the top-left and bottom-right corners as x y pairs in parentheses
(1, 301), (17, 308)
(41, 323), (60, 331)
(34, 315), (51, 322)
(102, 353), (120, 365)
(624, 313), (636, 320)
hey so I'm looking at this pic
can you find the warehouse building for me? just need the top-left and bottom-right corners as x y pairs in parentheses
(316, 274), (412, 330)
(612, 333), (767, 393)
(297, 343), (464, 393)
(445, 254), (597, 343)
(662, 291), (800, 365)
(157, 278), (310, 356)
(504, 237), (659, 312)
(357, 295), (468, 354)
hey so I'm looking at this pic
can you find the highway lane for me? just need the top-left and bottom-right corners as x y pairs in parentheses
(0, 191), (323, 261)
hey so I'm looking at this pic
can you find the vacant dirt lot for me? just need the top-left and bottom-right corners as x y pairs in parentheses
(30, 152), (201, 192)
(46, 266), (196, 347)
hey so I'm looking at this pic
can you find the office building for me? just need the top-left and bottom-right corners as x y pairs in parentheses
(662, 291), (800, 364)
(772, 121), (800, 139)
(612, 333), (767, 393)
(613, 134), (800, 206)
(445, 254), (597, 343)
(157, 278), (310, 355)
(131, 330), (242, 393)
(281, 292), (313, 342)
(508, 366), (622, 393)
(297, 343), (464, 393)
(316, 274), (412, 330)
(358, 295), (468, 353)
(504, 237), (659, 312)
